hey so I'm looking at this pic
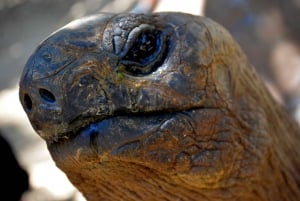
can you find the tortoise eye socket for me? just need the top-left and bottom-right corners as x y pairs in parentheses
(119, 25), (168, 76)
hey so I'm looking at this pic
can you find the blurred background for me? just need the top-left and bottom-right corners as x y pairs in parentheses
(0, 0), (299, 200)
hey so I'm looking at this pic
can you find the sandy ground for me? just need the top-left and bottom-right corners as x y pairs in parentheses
(0, 0), (205, 200)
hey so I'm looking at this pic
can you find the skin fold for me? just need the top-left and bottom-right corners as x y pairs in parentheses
(19, 12), (300, 201)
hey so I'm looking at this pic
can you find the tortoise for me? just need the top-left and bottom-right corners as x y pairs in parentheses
(19, 12), (300, 201)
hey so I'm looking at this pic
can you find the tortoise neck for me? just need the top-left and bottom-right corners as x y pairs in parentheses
(228, 58), (300, 201)
(243, 65), (300, 201)
(264, 101), (300, 201)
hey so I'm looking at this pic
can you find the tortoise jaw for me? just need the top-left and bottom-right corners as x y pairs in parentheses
(47, 110), (180, 158)
(46, 104), (212, 145)
(46, 108), (181, 145)
(46, 112), (165, 144)
(47, 107), (210, 157)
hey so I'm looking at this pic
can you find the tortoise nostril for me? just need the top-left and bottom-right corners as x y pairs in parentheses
(39, 88), (56, 103)
(24, 94), (33, 111)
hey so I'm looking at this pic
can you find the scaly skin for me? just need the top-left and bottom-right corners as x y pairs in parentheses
(19, 12), (300, 201)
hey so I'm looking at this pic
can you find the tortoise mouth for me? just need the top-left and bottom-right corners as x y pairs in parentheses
(47, 107), (205, 153)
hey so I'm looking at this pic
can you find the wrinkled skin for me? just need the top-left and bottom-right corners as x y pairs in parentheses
(19, 12), (300, 201)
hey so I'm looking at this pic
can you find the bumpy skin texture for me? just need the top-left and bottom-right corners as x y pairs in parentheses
(19, 12), (300, 201)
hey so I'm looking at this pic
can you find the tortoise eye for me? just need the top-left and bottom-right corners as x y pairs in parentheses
(119, 25), (168, 76)
(124, 30), (159, 64)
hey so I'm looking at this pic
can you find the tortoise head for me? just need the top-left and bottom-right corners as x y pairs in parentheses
(19, 13), (217, 141)
(19, 12), (272, 200)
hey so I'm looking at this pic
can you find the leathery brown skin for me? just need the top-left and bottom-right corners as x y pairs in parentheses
(19, 12), (300, 201)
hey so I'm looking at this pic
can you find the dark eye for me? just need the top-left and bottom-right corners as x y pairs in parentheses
(119, 25), (168, 76)
(124, 30), (158, 64)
